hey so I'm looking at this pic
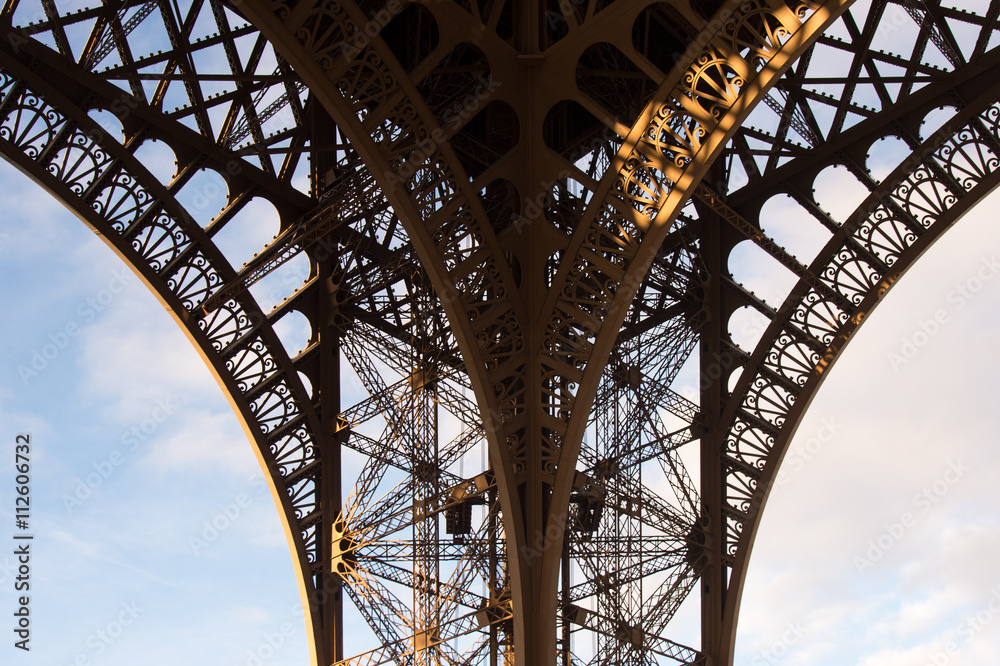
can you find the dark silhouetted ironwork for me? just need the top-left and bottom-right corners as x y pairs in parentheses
(1, 0), (998, 663)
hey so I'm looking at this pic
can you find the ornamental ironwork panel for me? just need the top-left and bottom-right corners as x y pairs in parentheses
(1, 0), (999, 664)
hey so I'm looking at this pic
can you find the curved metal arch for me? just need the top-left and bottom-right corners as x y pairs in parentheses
(7, 3), (995, 660)
(219, 0), (857, 661)
(2, 5), (525, 664)
(2, 10), (528, 666)
(548, 0), (849, 541)
(235, 0), (528, 396)
(537, 3), (853, 661)
(0, 37), (332, 663)
(0, 0), (860, 660)
(716, 55), (1000, 665)
(225, 9), (538, 625)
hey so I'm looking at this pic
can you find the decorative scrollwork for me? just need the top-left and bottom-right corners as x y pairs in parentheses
(226, 336), (280, 393)
(742, 376), (794, 428)
(295, 0), (351, 70)
(90, 169), (154, 231)
(198, 299), (263, 352)
(763, 332), (819, 386)
(130, 212), (190, 273)
(0, 89), (64, 158)
(287, 466), (320, 518)
(252, 381), (301, 434)
(645, 101), (705, 168)
(166, 250), (225, 311)
(0, 58), (324, 602)
(890, 164), (959, 228)
(340, 48), (398, 116)
(47, 128), (113, 195)
(587, 208), (640, 267)
(682, 50), (747, 120)
(820, 248), (881, 306)
(936, 130), (1000, 192)
(270, 424), (316, 476)
(723, 85), (1000, 589)
(617, 151), (670, 219)
(726, 2), (795, 69)
(789, 289), (846, 344)
(855, 204), (918, 267)
(477, 312), (523, 371)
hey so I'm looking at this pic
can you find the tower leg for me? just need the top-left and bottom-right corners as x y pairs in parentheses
(698, 164), (734, 666)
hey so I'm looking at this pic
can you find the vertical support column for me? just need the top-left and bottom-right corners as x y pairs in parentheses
(317, 252), (345, 664)
(698, 165), (733, 666)
(314, 103), (344, 665)
(508, 49), (560, 666)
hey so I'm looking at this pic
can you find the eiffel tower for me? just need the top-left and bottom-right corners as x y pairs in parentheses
(2, 0), (998, 663)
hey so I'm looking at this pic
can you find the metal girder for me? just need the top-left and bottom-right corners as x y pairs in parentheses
(3, 0), (1000, 665)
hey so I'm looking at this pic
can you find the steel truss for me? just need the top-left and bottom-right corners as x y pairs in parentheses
(0, 0), (998, 663)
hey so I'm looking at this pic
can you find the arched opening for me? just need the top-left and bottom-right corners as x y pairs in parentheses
(132, 139), (178, 186)
(174, 167), (230, 229)
(728, 239), (800, 309)
(811, 164), (872, 224)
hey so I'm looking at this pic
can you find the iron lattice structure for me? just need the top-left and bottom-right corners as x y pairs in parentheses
(2, 0), (999, 662)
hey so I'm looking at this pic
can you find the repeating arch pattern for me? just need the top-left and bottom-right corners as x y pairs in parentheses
(547, 0), (840, 518)
(717, 64), (1000, 652)
(3, 0), (1000, 665)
